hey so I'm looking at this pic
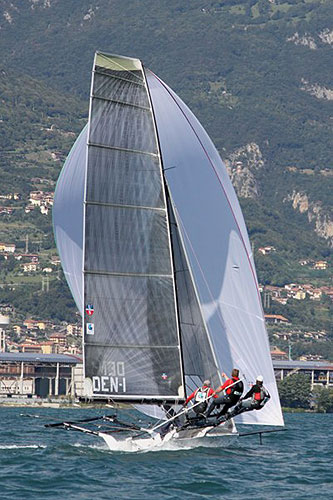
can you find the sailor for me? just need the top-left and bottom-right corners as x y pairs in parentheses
(184, 380), (215, 415)
(205, 368), (243, 418)
(224, 375), (270, 420)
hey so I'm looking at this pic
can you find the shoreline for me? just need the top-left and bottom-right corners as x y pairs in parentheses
(0, 398), (331, 414)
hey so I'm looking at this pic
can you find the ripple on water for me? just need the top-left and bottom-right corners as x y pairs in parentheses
(0, 409), (332, 500)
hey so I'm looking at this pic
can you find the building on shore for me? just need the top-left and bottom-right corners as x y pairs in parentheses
(271, 346), (288, 360)
(0, 315), (9, 353)
(0, 352), (83, 398)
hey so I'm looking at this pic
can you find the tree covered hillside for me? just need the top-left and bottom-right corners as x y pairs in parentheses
(0, 0), (332, 234)
(0, 0), (331, 340)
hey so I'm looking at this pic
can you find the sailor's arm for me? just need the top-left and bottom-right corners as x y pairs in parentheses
(215, 377), (231, 394)
(243, 385), (255, 400)
(262, 388), (271, 405)
(184, 389), (197, 405)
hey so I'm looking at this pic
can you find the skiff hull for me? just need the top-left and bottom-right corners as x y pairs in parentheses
(99, 424), (238, 452)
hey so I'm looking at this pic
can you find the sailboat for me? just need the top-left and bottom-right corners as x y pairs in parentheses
(52, 52), (284, 451)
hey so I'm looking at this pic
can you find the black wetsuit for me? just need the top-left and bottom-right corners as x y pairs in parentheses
(227, 384), (270, 419)
(206, 377), (243, 418)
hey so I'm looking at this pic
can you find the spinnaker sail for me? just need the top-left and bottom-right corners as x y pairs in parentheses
(146, 70), (283, 426)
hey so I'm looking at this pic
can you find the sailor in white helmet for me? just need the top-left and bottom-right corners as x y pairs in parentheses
(222, 375), (270, 421)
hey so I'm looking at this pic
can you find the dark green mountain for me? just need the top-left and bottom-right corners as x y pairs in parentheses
(0, 0), (331, 334)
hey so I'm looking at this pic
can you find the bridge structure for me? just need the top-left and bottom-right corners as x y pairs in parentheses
(273, 360), (333, 390)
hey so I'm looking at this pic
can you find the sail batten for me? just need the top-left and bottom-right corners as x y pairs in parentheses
(85, 343), (181, 349)
(91, 93), (151, 111)
(84, 270), (173, 278)
(93, 69), (145, 86)
(88, 142), (159, 157)
(85, 201), (166, 212)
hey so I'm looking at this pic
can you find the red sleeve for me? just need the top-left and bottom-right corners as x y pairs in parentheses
(185, 389), (197, 405)
(220, 378), (232, 391)
(208, 388), (217, 399)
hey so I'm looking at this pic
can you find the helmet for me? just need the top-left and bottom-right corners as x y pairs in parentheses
(256, 375), (263, 382)
(203, 379), (211, 386)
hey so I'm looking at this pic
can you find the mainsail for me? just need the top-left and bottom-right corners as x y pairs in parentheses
(53, 52), (283, 426)
(82, 53), (188, 401)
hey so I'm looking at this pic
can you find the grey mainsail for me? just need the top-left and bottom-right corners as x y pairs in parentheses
(83, 53), (184, 400)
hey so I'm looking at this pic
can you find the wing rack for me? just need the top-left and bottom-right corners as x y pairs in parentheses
(45, 414), (144, 436)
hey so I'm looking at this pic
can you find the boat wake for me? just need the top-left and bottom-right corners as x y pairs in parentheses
(73, 438), (220, 454)
(0, 444), (46, 450)
(97, 429), (238, 453)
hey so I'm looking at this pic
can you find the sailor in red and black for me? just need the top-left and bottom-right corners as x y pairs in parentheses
(225, 375), (270, 420)
(184, 380), (215, 415)
(205, 368), (243, 418)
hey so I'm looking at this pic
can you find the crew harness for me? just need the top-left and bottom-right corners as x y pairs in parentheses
(252, 386), (270, 408)
(193, 386), (211, 413)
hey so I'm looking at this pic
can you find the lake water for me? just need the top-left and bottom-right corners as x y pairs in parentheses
(0, 407), (332, 499)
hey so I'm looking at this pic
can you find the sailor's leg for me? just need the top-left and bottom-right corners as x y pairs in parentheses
(215, 398), (234, 418)
(227, 399), (253, 419)
(205, 400), (217, 418)
(193, 402), (207, 416)
(205, 394), (226, 417)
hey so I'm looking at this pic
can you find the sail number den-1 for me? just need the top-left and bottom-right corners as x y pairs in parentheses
(92, 362), (126, 394)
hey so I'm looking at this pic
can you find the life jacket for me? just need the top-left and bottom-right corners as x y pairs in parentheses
(193, 385), (210, 414)
(252, 386), (265, 404)
(226, 377), (243, 398)
(195, 385), (210, 403)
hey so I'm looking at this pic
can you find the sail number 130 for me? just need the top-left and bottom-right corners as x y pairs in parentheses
(92, 361), (126, 393)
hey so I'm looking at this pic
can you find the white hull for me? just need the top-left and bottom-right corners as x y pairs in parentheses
(99, 423), (238, 452)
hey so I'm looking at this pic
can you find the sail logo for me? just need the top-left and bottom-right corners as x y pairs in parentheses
(85, 304), (94, 316)
(86, 323), (94, 335)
